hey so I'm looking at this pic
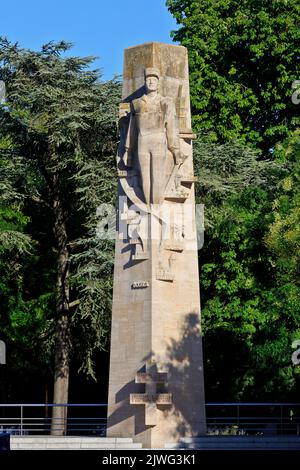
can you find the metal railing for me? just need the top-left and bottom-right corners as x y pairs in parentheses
(0, 404), (108, 436)
(0, 403), (299, 436)
(206, 403), (300, 436)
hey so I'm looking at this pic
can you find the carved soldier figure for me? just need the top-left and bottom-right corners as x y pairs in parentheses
(125, 67), (184, 205)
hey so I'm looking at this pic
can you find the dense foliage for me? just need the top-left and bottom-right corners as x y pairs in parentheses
(0, 39), (121, 406)
(167, 0), (300, 400)
(167, 0), (300, 153)
(194, 139), (299, 399)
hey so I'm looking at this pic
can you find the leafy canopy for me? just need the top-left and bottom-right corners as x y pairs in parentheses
(167, 0), (300, 152)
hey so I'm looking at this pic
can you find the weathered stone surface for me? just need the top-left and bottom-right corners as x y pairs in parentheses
(107, 42), (206, 450)
(135, 372), (168, 384)
(129, 393), (172, 405)
(10, 436), (143, 450)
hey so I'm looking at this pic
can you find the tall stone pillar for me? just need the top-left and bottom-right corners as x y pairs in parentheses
(107, 42), (206, 449)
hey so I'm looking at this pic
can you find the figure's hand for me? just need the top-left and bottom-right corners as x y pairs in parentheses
(174, 150), (187, 166)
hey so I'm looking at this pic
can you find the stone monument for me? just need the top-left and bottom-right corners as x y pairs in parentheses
(107, 42), (206, 449)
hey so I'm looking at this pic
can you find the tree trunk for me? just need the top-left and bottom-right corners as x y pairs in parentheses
(50, 171), (71, 436)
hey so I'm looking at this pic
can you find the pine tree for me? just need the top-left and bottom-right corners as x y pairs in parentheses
(0, 38), (121, 433)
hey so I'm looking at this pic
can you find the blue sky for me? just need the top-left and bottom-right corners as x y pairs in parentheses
(1, 0), (177, 80)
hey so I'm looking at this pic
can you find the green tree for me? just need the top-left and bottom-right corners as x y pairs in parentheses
(167, 0), (300, 152)
(167, 0), (300, 399)
(262, 130), (300, 393)
(193, 134), (300, 400)
(265, 130), (300, 282)
(0, 134), (55, 403)
(0, 38), (120, 432)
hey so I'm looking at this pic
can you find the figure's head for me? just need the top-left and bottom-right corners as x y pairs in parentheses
(144, 67), (160, 93)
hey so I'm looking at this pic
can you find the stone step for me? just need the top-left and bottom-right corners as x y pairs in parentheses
(10, 436), (143, 450)
(11, 436), (134, 443)
(12, 444), (143, 450)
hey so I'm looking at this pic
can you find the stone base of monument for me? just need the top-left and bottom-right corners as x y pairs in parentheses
(164, 436), (300, 450)
(10, 436), (142, 450)
(10, 435), (300, 450)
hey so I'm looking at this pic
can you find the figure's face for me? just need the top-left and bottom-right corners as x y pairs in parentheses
(145, 75), (159, 93)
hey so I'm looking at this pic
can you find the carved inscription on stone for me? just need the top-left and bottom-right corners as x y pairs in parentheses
(130, 393), (172, 405)
(131, 281), (149, 289)
(156, 270), (175, 282)
(136, 372), (168, 384)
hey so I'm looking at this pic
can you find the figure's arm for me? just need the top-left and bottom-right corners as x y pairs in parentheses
(124, 107), (132, 152)
(124, 102), (137, 167)
(165, 99), (185, 165)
